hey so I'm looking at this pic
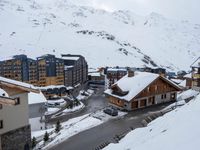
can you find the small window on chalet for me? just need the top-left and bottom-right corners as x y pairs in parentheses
(161, 94), (164, 99)
(15, 97), (20, 105)
(0, 120), (3, 129)
(147, 87), (150, 92)
(164, 94), (167, 99)
(155, 85), (158, 91)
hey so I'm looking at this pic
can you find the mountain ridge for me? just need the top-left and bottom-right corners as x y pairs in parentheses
(0, 0), (200, 71)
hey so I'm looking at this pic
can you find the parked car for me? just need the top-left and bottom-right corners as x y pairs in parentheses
(103, 108), (118, 116)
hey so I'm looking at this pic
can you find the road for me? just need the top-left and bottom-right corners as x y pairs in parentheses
(49, 103), (170, 150)
(47, 87), (108, 124)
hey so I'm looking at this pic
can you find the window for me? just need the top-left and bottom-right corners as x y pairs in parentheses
(15, 97), (20, 105)
(161, 94), (164, 99)
(0, 120), (3, 129)
(164, 94), (167, 99)
(171, 93), (176, 100)
(155, 85), (158, 91)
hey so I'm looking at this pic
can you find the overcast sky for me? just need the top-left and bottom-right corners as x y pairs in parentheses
(68, 0), (200, 23)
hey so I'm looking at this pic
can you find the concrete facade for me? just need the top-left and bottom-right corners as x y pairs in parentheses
(0, 93), (31, 150)
(1, 125), (31, 150)
(0, 93), (29, 134)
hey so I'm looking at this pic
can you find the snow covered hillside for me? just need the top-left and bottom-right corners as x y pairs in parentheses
(0, 0), (200, 70)
(104, 92), (200, 150)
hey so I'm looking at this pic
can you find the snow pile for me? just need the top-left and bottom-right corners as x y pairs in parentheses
(76, 89), (94, 100)
(47, 99), (66, 106)
(28, 91), (47, 105)
(104, 93), (200, 150)
(177, 89), (199, 101)
(45, 108), (60, 115)
(0, 76), (37, 90)
(62, 102), (84, 113)
(40, 114), (103, 149)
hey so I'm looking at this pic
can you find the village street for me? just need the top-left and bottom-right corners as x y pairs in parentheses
(47, 87), (108, 124)
(49, 99), (171, 150)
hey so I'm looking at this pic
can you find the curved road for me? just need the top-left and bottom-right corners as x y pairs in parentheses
(49, 103), (170, 150)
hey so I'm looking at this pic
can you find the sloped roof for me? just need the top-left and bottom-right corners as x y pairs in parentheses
(0, 76), (39, 93)
(105, 72), (181, 102)
(105, 72), (159, 101)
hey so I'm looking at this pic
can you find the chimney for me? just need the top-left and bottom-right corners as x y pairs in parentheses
(128, 68), (135, 77)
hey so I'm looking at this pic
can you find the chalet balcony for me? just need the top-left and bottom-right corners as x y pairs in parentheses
(112, 90), (129, 96)
(0, 96), (16, 105)
(192, 73), (200, 79)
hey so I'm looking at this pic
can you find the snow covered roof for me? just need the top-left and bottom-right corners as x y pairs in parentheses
(170, 78), (184, 84)
(63, 56), (80, 61)
(184, 73), (192, 78)
(88, 72), (101, 77)
(38, 85), (74, 90)
(105, 72), (159, 101)
(28, 92), (47, 105)
(179, 80), (186, 87)
(107, 68), (127, 72)
(0, 76), (39, 93)
(105, 72), (181, 101)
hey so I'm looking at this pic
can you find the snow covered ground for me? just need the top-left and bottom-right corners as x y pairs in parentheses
(76, 89), (94, 100)
(29, 117), (46, 131)
(104, 90), (200, 150)
(33, 109), (126, 149)
(0, 0), (199, 71)
(62, 102), (84, 113)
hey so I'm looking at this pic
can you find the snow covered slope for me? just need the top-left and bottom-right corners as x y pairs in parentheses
(104, 92), (200, 150)
(0, 0), (200, 70)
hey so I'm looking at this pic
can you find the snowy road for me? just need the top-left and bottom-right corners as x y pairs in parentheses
(46, 87), (108, 124)
(49, 103), (171, 150)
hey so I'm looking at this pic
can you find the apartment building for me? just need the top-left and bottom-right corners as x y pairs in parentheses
(37, 54), (64, 87)
(0, 55), (38, 85)
(0, 54), (88, 88)
(62, 54), (88, 87)
(105, 67), (128, 89)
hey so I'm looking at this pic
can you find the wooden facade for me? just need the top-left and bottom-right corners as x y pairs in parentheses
(107, 76), (181, 111)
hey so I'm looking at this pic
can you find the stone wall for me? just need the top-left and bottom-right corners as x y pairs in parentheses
(1, 125), (31, 150)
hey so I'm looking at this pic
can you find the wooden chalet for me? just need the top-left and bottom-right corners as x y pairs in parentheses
(104, 71), (181, 111)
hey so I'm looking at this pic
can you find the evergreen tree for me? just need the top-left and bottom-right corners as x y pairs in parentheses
(32, 136), (37, 148)
(43, 131), (49, 142)
(55, 120), (61, 133)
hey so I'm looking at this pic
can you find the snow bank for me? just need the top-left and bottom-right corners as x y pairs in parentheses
(177, 89), (199, 101)
(104, 93), (200, 150)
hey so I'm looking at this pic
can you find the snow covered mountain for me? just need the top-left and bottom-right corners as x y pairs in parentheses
(0, 0), (200, 71)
